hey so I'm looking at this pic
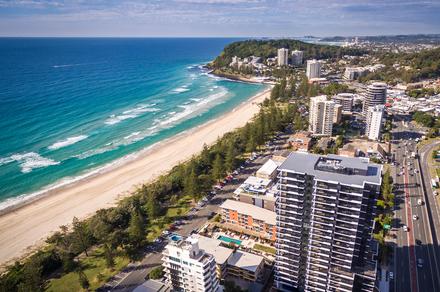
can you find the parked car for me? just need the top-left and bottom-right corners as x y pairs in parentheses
(417, 258), (424, 268)
(389, 272), (394, 280)
(417, 199), (423, 206)
(413, 215), (418, 220)
(416, 239), (422, 245)
(403, 225), (409, 232)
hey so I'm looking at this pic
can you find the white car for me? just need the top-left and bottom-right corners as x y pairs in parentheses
(403, 225), (408, 232)
(389, 271), (394, 280)
(418, 199), (423, 206)
(413, 215), (419, 220)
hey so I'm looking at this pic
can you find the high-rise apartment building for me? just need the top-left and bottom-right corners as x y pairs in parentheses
(278, 48), (289, 66)
(274, 153), (382, 292)
(309, 95), (335, 136)
(291, 50), (304, 66)
(363, 82), (387, 114)
(332, 93), (354, 112)
(333, 104), (343, 124)
(365, 105), (385, 141)
(343, 67), (367, 81)
(162, 235), (220, 292)
(306, 60), (321, 79)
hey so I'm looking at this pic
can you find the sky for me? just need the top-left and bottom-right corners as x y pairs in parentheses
(0, 0), (439, 37)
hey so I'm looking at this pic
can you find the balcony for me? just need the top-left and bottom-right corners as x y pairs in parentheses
(313, 204), (336, 214)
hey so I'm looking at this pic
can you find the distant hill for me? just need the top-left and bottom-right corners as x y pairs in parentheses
(211, 39), (367, 69)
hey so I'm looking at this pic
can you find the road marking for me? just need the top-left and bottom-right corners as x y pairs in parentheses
(413, 156), (437, 290)
(419, 142), (440, 287)
(403, 157), (419, 292)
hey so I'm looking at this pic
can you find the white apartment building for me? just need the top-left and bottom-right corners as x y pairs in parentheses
(306, 60), (321, 79)
(291, 50), (304, 66)
(278, 48), (289, 66)
(343, 67), (367, 80)
(162, 235), (220, 292)
(309, 95), (335, 136)
(365, 105), (385, 141)
(363, 82), (387, 114)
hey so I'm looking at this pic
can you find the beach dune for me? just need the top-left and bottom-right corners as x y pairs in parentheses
(0, 88), (271, 268)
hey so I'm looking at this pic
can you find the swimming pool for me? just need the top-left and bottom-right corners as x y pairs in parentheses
(169, 234), (182, 242)
(218, 235), (242, 245)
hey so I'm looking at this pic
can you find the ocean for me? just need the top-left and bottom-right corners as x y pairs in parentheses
(0, 38), (266, 210)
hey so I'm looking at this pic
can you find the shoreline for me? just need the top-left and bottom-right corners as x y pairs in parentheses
(208, 68), (276, 85)
(0, 86), (272, 269)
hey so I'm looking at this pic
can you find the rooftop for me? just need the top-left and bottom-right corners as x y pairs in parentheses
(279, 152), (382, 187)
(220, 199), (276, 225)
(195, 235), (233, 265)
(227, 250), (264, 273)
(256, 159), (280, 178)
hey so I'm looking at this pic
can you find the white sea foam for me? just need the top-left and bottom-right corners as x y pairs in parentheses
(0, 152), (60, 173)
(124, 132), (141, 140)
(156, 87), (228, 128)
(52, 61), (106, 68)
(105, 104), (160, 125)
(171, 87), (190, 94)
(48, 135), (88, 150)
(76, 126), (160, 160)
(0, 142), (162, 213)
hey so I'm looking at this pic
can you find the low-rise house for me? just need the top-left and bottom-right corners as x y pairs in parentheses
(338, 144), (360, 157)
(288, 131), (312, 152)
(256, 159), (280, 180)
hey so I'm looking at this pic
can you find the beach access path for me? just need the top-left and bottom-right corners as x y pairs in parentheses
(0, 87), (271, 269)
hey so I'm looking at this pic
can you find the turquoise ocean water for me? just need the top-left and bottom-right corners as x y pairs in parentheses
(0, 38), (265, 210)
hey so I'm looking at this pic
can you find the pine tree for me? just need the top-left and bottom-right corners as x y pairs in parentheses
(212, 153), (224, 181)
(103, 244), (115, 269)
(224, 141), (238, 172)
(246, 134), (256, 153)
(72, 217), (92, 257)
(145, 193), (159, 220)
(17, 258), (43, 292)
(128, 210), (145, 245)
(184, 166), (200, 198)
(270, 84), (280, 100)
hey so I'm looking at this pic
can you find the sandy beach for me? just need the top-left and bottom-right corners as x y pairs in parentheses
(0, 87), (271, 268)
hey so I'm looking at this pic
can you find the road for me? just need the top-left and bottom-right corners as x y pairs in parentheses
(391, 115), (440, 292)
(99, 131), (292, 292)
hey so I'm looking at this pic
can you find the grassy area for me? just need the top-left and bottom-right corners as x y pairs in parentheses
(166, 195), (192, 218)
(46, 248), (129, 292)
(47, 195), (193, 291)
(253, 243), (276, 255)
(147, 195), (193, 242)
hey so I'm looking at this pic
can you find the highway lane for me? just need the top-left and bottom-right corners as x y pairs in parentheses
(392, 115), (440, 292)
(392, 140), (412, 292)
(417, 141), (440, 283)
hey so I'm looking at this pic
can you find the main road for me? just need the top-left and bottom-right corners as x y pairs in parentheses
(391, 114), (440, 292)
